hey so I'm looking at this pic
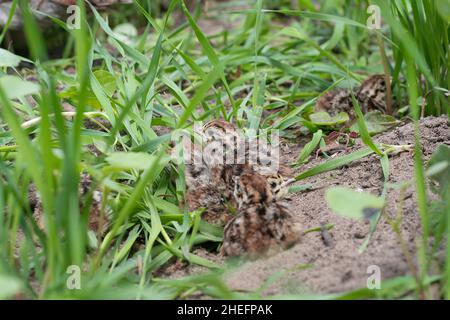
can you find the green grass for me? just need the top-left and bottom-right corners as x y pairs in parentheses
(0, 0), (449, 299)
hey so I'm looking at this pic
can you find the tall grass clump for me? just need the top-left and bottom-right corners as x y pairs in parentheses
(375, 0), (449, 116)
(0, 0), (206, 299)
(371, 0), (449, 298)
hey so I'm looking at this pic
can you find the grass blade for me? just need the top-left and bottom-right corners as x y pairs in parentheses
(295, 148), (374, 181)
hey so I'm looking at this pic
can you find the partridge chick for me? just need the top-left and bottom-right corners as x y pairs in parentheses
(221, 173), (301, 258)
(184, 119), (293, 226)
(315, 74), (389, 116)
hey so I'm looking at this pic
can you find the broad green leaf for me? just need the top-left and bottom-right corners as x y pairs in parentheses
(106, 152), (158, 170)
(427, 144), (450, 196)
(60, 70), (116, 109)
(0, 48), (31, 67)
(0, 275), (22, 299)
(93, 70), (116, 96)
(0, 75), (39, 99)
(326, 187), (385, 220)
(112, 23), (138, 46)
(426, 161), (449, 178)
(309, 111), (349, 126)
(350, 111), (400, 135)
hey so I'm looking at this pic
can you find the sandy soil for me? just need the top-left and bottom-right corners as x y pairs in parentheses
(159, 116), (449, 296)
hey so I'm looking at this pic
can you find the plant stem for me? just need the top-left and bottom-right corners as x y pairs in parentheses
(376, 32), (393, 115)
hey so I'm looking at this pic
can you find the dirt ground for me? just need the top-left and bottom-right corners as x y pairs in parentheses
(159, 115), (450, 296)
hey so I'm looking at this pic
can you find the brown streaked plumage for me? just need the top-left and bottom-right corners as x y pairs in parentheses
(184, 119), (294, 226)
(221, 173), (301, 258)
(202, 119), (240, 144)
(184, 120), (240, 225)
(315, 74), (389, 117)
(315, 88), (354, 116)
(356, 74), (388, 113)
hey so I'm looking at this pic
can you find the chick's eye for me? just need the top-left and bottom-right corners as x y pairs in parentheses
(270, 182), (277, 188)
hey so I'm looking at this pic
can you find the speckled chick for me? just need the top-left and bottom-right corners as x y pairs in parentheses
(315, 74), (389, 116)
(221, 173), (301, 258)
